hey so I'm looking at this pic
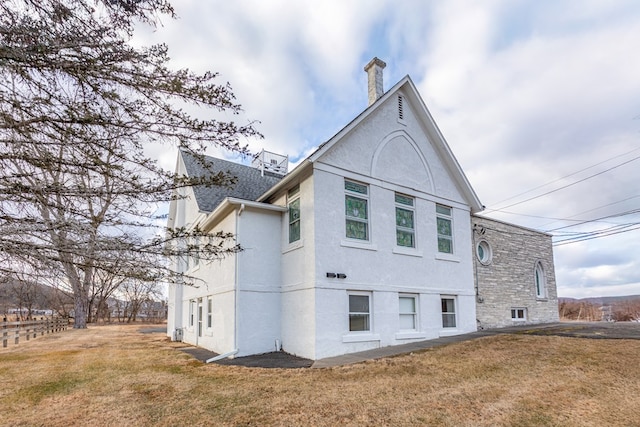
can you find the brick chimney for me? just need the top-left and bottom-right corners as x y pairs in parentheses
(364, 57), (386, 106)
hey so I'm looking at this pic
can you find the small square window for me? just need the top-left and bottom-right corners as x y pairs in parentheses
(511, 308), (527, 321)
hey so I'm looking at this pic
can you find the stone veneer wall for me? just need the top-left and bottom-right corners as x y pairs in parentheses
(471, 215), (559, 329)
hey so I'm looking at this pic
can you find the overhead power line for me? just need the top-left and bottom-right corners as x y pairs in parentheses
(553, 223), (640, 246)
(484, 147), (640, 213)
(546, 207), (640, 232)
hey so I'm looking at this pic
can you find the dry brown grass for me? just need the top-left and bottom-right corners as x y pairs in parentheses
(2, 324), (640, 426)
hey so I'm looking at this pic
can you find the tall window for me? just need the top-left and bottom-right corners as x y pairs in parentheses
(288, 186), (300, 243)
(441, 297), (456, 328)
(436, 204), (453, 254)
(399, 295), (417, 330)
(197, 298), (203, 337)
(188, 300), (195, 327)
(395, 194), (415, 247)
(193, 236), (200, 267)
(207, 297), (213, 328)
(345, 180), (369, 240)
(349, 293), (371, 332)
(535, 262), (546, 298)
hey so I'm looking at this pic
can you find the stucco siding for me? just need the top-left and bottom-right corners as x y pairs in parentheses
(235, 208), (283, 356)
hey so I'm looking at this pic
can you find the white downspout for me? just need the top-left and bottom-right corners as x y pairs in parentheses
(206, 204), (245, 364)
(206, 349), (239, 363)
(232, 204), (245, 356)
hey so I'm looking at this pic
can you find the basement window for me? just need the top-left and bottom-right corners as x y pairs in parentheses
(511, 308), (527, 321)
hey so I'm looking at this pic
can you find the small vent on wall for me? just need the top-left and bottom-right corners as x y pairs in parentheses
(398, 95), (404, 120)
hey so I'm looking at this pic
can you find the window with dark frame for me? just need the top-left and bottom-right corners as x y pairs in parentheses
(441, 297), (456, 328)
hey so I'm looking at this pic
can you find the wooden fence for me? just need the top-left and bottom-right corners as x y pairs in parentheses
(2, 317), (69, 348)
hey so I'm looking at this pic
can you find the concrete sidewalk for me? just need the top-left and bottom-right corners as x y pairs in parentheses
(311, 321), (640, 368)
(174, 322), (640, 369)
(311, 330), (498, 368)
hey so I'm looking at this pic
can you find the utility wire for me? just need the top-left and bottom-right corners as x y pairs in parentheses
(546, 208), (640, 232)
(484, 149), (640, 213)
(553, 224), (640, 246)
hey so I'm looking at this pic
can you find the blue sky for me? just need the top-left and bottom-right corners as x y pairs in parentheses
(138, 0), (640, 299)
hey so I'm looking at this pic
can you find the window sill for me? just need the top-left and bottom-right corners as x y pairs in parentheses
(536, 297), (548, 302)
(435, 253), (461, 263)
(283, 239), (304, 254)
(393, 247), (423, 257)
(342, 333), (381, 343)
(439, 328), (459, 337)
(395, 331), (427, 340)
(341, 240), (378, 251)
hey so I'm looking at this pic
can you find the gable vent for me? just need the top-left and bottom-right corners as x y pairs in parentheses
(398, 95), (404, 120)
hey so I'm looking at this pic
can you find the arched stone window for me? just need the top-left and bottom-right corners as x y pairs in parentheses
(534, 262), (546, 299)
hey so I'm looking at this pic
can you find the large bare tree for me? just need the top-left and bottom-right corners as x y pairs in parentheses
(0, 0), (256, 327)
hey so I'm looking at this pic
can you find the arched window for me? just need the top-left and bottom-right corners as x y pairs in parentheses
(534, 262), (546, 299)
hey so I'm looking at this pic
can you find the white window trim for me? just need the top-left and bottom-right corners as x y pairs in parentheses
(393, 247), (423, 257)
(395, 193), (416, 249)
(346, 291), (372, 334)
(511, 307), (527, 321)
(440, 296), (457, 330)
(287, 186), (301, 245)
(476, 239), (492, 265)
(206, 297), (213, 329)
(398, 294), (418, 332)
(344, 180), (370, 242)
(436, 204), (454, 254)
(535, 261), (547, 299)
(188, 299), (195, 330)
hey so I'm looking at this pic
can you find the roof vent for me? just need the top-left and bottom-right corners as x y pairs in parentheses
(251, 149), (288, 176)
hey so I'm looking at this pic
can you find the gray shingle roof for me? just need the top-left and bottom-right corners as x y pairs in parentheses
(181, 151), (283, 213)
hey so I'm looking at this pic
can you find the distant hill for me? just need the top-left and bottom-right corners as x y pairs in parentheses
(559, 295), (640, 305)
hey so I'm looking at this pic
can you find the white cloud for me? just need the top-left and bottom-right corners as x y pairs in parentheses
(132, 0), (640, 298)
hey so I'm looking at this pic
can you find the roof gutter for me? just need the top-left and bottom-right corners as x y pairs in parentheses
(200, 197), (286, 232)
(257, 159), (313, 202)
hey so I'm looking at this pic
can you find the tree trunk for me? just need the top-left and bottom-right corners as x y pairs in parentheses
(73, 293), (89, 329)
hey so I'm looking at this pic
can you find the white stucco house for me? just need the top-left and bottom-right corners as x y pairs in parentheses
(167, 58), (559, 361)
